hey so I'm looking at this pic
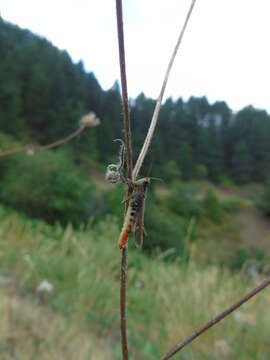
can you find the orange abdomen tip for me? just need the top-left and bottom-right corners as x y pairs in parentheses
(118, 224), (132, 249)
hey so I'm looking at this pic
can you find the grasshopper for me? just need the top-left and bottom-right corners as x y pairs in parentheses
(105, 140), (152, 249)
(118, 177), (150, 249)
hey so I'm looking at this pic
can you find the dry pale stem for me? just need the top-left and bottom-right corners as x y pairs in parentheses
(133, 0), (197, 180)
(0, 125), (86, 157)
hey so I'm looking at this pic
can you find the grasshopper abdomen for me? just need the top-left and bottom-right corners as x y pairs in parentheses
(118, 178), (150, 249)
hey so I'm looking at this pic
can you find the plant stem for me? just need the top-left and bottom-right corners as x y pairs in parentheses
(0, 125), (86, 157)
(161, 276), (270, 359)
(115, 1), (133, 359)
(116, 0), (133, 181)
(120, 246), (128, 359)
(132, 0), (197, 180)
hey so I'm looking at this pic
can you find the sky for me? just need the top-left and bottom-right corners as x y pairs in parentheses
(0, 0), (270, 112)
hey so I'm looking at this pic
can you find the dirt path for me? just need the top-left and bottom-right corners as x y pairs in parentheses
(218, 185), (270, 253)
(208, 183), (270, 257)
(232, 206), (270, 254)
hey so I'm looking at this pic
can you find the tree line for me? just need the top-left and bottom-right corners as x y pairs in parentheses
(1, 17), (270, 185)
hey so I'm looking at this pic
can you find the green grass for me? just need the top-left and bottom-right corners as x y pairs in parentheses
(0, 205), (269, 359)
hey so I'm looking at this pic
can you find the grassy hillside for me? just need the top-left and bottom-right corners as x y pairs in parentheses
(0, 205), (269, 359)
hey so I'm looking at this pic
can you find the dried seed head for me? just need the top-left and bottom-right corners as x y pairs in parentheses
(105, 164), (121, 184)
(26, 144), (35, 156)
(105, 139), (126, 184)
(36, 279), (54, 294)
(79, 112), (100, 128)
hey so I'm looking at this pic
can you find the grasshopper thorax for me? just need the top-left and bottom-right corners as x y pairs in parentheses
(133, 177), (150, 190)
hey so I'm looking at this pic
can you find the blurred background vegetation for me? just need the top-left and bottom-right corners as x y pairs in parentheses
(0, 16), (270, 359)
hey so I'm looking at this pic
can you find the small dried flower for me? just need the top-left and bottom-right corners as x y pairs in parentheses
(79, 112), (100, 128)
(215, 339), (230, 355)
(105, 164), (121, 184)
(36, 279), (53, 294)
(105, 139), (126, 184)
(26, 144), (35, 156)
(233, 311), (256, 326)
(135, 280), (142, 289)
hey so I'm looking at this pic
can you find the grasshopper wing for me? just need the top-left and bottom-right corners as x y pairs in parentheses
(134, 198), (146, 249)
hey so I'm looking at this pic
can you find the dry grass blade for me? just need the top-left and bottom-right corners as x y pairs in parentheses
(161, 277), (270, 359)
(132, 0), (197, 180)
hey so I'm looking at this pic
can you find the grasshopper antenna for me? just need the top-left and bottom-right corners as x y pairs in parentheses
(114, 138), (126, 178)
(149, 177), (163, 182)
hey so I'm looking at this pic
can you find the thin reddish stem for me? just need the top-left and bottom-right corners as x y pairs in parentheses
(161, 277), (270, 359)
(115, 1), (133, 359)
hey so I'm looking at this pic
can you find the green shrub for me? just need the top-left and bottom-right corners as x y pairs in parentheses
(202, 189), (224, 223)
(102, 185), (125, 224)
(194, 164), (208, 180)
(0, 131), (26, 180)
(219, 174), (235, 189)
(230, 247), (249, 270)
(144, 201), (185, 257)
(222, 198), (241, 213)
(167, 183), (203, 219)
(161, 160), (181, 183)
(0, 150), (98, 226)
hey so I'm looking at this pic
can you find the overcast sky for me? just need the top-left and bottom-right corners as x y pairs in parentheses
(0, 0), (270, 112)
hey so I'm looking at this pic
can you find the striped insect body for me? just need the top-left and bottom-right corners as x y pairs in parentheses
(118, 178), (150, 249)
